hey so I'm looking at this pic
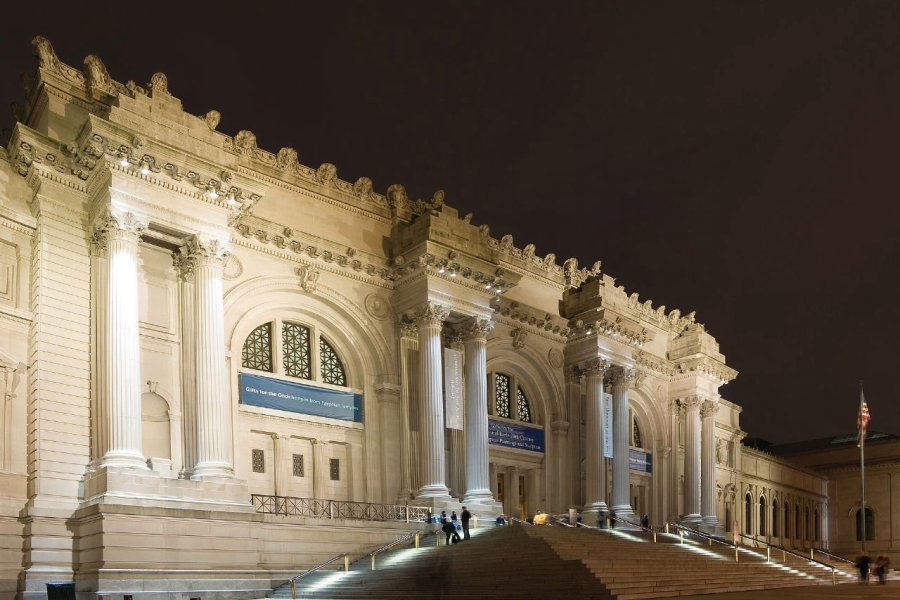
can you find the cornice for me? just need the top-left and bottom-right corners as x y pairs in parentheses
(491, 297), (569, 340)
(0, 306), (33, 327)
(670, 355), (738, 384)
(0, 208), (36, 234)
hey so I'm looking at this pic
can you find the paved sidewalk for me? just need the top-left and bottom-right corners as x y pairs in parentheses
(679, 581), (899, 599)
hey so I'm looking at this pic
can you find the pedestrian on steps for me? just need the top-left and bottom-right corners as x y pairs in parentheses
(442, 518), (460, 545)
(461, 506), (472, 540)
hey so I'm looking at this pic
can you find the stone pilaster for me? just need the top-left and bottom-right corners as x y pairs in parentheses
(701, 399), (720, 530)
(565, 365), (583, 508)
(312, 439), (329, 499)
(508, 466), (520, 518)
(94, 212), (148, 470)
(462, 318), (495, 504)
(182, 237), (234, 479)
(610, 367), (636, 519)
(682, 396), (703, 525)
(414, 302), (451, 499)
(583, 359), (610, 518)
(397, 319), (418, 501)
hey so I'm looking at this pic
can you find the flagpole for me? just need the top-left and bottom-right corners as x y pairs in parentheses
(859, 380), (866, 552)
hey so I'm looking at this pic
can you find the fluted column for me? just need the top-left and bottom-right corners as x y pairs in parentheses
(396, 320), (418, 501)
(610, 368), (636, 518)
(183, 238), (234, 479)
(508, 466), (520, 518)
(95, 212), (148, 470)
(462, 318), (494, 503)
(565, 366), (583, 508)
(682, 396), (703, 524)
(415, 302), (451, 499)
(701, 399), (719, 529)
(584, 359), (610, 515)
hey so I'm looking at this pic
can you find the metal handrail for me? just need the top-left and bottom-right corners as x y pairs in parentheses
(369, 529), (425, 559)
(738, 533), (837, 567)
(671, 523), (744, 562)
(251, 494), (430, 523)
(811, 547), (854, 565)
(288, 552), (350, 597)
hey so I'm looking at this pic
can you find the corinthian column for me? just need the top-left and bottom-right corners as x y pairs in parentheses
(462, 318), (495, 503)
(182, 237), (234, 479)
(95, 212), (149, 470)
(701, 399), (720, 530)
(610, 367), (636, 519)
(415, 302), (451, 499)
(584, 359), (610, 517)
(682, 396), (703, 525)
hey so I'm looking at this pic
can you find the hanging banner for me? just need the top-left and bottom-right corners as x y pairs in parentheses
(444, 348), (464, 430)
(488, 418), (545, 453)
(603, 392), (613, 458)
(629, 448), (653, 473)
(240, 373), (363, 423)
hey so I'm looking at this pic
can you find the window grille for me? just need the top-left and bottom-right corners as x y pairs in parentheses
(282, 322), (312, 379)
(242, 323), (273, 372)
(319, 337), (347, 386)
(251, 449), (265, 473)
(516, 386), (531, 422)
(329, 458), (340, 481)
(632, 418), (642, 448)
(495, 373), (511, 418)
(292, 454), (304, 477)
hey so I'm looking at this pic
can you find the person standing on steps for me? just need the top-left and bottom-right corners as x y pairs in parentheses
(461, 506), (472, 540)
(442, 518), (460, 545)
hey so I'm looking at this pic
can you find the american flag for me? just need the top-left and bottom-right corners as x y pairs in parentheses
(857, 383), (870, 448)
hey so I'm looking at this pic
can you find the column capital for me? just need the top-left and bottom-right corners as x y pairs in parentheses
(181, 236), (231, 268)
(670, 399), (684, 417)
(412, 301), (449, 328)
(91, 209), (147, 256)
(700, 399), (720, 418)
(681, 395), (704, 410)
(172, 252), (194, 281)
(583, 358), (611, 378)
(609, 366), (637, 388)
(397, 315), (418, 338)
(565, 364), (583, 383)
(460, 317), (494, 342)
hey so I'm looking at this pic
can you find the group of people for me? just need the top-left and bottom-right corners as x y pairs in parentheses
(435, 507), (472, 545)
(856, 552), (891, 584)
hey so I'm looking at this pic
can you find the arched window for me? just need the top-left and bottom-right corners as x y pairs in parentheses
(744, 493), (752, 534)
(515, 386), (531, 422)
(814, 509), (820, 542)
(240, 320), (350, 388)
(319, 337), (346, 386)
(632, 414), (643, 448)
(492, 372), (533, 423)
(784, 503), (791, 538)
(759, 496), (767, 536)
(804, 507), (809, 540)
(494, 373), (511, 418)
(242, 322), (273, 372)
(772, 501), (779, 537)
(855, 507), (874, 542)
(795, 504), (800, 539)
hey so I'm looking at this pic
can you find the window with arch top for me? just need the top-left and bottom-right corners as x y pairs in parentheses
(491, 372), (532, 423)
(240, 319), (349, 388)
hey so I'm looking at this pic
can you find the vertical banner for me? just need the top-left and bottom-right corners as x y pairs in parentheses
(444, 348), (464, 430)
(603, 392), (614, 458)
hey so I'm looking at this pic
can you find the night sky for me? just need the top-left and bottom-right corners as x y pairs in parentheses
(2, 2), (898, 443)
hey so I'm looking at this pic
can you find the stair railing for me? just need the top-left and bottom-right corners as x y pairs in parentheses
(671, 523), (742, 562)
(286, 552), (350, 599)
(738, 533), (838, 584)
(369, 529), (428, 570)
(608, 514), (659, 542)
(810, 546), (854, 566)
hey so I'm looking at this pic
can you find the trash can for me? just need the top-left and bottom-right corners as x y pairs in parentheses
(46, 583), (76, 600)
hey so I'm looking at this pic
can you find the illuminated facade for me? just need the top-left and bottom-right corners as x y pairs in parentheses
(0, 38), (848, 599)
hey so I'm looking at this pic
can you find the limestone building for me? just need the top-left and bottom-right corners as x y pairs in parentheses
(0, 38), (878, 598)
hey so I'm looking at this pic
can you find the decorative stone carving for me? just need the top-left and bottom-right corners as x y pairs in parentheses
(462, 212), (473, 224)
(353, 177), (373, 197)
(510, 327), (527, 349)
(413, 302), (449, 328)
(149, 72), (170, 97)
(548, 348), (564, 369)
(590, 260), (602, 276)
(172, 252), (194, 282)
(233, 130), (258, 156)
(204, 110), (221, 131)
(563, 257), (579, 288)
(431, 189), (445, 209)
(583, 357), (611, 376)
(181, 237), (231, 267)
(276, 147), (299, 170)
(716, 439), (725, 465)
(461, 318), (494, 342)
(500, 235), (514, 252)
(84, 55), (112, 93)
(700, 399), (720, 418)
(543, 253), (556, 268)
(296, 264), (320, 293)
(315, 163), (337, 184)
(609, 367), (637, 388)
(364, 293), (390, 320)
(222, 254), (243, 280)
(523, 244), (536, 259)
(386, 184), (408, 213)
(32, 36), (59, 70)
(92, 210), (147, 254)
(398, 316), (418, 338)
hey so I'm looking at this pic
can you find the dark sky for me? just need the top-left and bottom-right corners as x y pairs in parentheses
(2, 2), (898, 444)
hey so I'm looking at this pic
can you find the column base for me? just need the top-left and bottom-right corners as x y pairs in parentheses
(192, 461), (235, 480)
(612, 504), (638, 528)
(681, 513), (703, 527)
(100, 451), (149, 471)
(462, 488), (494, 504)
(582, 501), (608, 527)
(416, 483), (452, 500)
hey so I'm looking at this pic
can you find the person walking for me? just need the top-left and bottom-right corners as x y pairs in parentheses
(460, 506), (472, 540)
(855, 551), (871, 584)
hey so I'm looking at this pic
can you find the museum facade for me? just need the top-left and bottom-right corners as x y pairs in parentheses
(0, 38), (886, 599)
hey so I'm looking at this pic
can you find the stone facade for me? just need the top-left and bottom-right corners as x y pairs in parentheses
(0, 38), (880, 598)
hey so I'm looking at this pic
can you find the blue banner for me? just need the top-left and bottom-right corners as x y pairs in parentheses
(488, 418), (545, 453)
(629, 448), (652, 473)
(240, 373), (363, 423)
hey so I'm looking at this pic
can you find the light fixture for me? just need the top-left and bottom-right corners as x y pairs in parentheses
(139, 163), (150, 175)
(449, 271), (457, 277)
(438, 267), (445, 274)
(226, 194), (238, 207)
(208, 189), (219, 200)
(118, 157), (129, 168)
(484, 282), (492, 289)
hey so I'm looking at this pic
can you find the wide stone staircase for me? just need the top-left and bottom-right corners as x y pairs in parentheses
(262, 524), (856, 599)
